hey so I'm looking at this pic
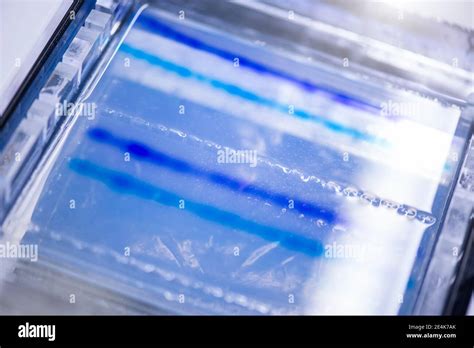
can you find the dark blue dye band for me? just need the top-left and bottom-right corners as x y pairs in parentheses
(69, 158), (325, 257)
(135, 11), (379, 113)
(119, 42), (383, 145)
(87, 127), (338, 224)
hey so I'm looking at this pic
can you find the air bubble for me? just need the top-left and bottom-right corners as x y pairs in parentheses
(316, 219), (326, 227)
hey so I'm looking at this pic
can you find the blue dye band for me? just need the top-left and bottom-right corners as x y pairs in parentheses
(119, 42), (383, 145)
(135, 11), (379, 113)
(69, 158), (325, 257)
(87, 127), (338, 224)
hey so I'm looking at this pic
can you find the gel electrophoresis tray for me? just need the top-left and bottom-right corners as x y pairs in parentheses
(1, 1), (473, 315)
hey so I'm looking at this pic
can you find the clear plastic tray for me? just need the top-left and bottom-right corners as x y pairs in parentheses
(2, 1), (472, 314)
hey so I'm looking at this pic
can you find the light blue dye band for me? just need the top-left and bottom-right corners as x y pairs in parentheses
(120, 42), (384, 145)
